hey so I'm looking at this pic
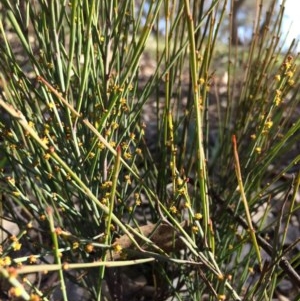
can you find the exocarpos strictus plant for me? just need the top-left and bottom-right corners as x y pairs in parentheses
(0, 1), (299, 300)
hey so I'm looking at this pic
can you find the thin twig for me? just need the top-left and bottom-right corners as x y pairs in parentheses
(232, 135), (262, 268)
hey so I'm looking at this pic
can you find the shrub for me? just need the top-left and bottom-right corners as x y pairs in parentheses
(0, 1), (299, 300)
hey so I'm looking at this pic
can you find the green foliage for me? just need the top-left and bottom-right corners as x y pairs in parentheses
(0, 0), (299, 300)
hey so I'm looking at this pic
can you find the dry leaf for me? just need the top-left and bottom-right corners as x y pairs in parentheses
(107, 221), (187, 260)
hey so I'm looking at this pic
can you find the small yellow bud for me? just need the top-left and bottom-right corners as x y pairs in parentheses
(135, 148), (142, 155)
(264, 120), (273, 129)
(30, 294), (41, 301)
(169, 206), (177, 214)
(85, 244), (94, 253)
(9, 286), (23, 297)
(124, 152), (132, 160)
(73, 242), (79, 249)
(274, 74), (281, 81)
(28, 255), (37, 264)
(113, 243), (122, 253)
(12, 241), (22, 251)
(7, 266), (18, 279)
(248, 267), (254, 274)
(12, 191), (21, 196)
(255, 147), (261, 154)
(63, 262), (69, 270)
(43, 153), (51, 160)
(124, 174), (131, 184)
(194, 213), (202, 220)
(192, 226), (199, 234)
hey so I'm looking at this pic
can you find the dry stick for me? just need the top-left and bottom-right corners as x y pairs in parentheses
(232, 135), (262, 269)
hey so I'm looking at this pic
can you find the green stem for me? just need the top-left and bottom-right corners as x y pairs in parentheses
(46, 207), (68, 301)
(183, 0), (211, 247)
(97, 145), (121, 300)
(232, 135), (262, 269)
